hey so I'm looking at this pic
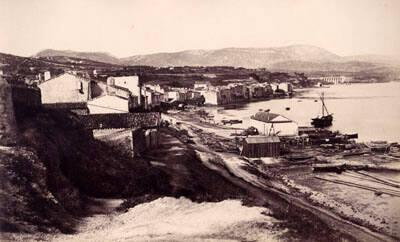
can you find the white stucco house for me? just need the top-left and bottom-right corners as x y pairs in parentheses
(107, 76), (141, 100)
(87, 94), (139, 114)
(38, 73), (91, 104)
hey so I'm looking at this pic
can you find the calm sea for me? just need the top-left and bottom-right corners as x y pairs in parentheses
(214, 82), (400, 142)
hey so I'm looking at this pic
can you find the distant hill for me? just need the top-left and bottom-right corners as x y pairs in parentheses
(121, 45), (343, 68)
(35, 49), (121, 65)
(342, 54), (400, 65)
(1, 45), (398, 75)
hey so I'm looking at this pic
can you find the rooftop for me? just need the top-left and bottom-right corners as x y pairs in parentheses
(244, 135), (280, 144)
(251, 111), (293, 123)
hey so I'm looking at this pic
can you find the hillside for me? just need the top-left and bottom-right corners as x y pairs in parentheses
(29, 45), (400, 74)
(0, 87), (170, 233)
(121, 45), (342, 67)
(1, 45), (399, 79)
(35, 49), (121, 65)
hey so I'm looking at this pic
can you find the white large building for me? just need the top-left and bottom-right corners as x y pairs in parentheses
(107, 76), (141, 104)
(38, 73), (91, 104)
(309, 76), (353, 84)
(87, 95), (130, 114)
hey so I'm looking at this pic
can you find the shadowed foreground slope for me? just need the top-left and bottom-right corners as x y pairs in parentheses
(0, 103), (170, 234)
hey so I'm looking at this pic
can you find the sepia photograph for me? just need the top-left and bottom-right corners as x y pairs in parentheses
(1, 0), (399, 241)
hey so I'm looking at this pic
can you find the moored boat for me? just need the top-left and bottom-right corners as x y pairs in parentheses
(311, 92), (333, 128)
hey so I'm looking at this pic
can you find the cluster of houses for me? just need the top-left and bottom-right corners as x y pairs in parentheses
(36, 72), (164, 114)
(194, 80), (293, 105)
(33, 71), (294, 114)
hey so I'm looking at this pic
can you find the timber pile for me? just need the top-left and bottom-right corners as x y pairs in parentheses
(190, 128), (238, 153)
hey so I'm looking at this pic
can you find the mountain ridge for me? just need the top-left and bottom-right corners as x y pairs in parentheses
(35, 49), (121, 65)
(32, 45), (400, 69)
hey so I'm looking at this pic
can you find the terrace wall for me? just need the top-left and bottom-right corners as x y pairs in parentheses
(78, 112), (161, 130)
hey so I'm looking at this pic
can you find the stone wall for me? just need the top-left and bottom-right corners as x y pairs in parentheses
(43, 102), (88, 110)
(79, 112), (161, 130)
(11, 84), (41, 108)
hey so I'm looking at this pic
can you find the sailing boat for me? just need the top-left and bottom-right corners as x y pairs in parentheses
(311, 92), (333, 128)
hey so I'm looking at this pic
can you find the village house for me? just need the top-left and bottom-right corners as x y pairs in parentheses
(248, 84), (264, 99)
(228, 83), (248, 101)
(217, 86), (233, 104)
(189, 90), (202, 99)
(87, 94), (138, 114)
(278, 82), (293, 94)
(200, 89), (219, 105)
(142, 87), (163, 109)
(145, 84), (168, 102)
(194, 81), (211, 90)
(38, 72), (92, 104)
(166, 88), (191, 102)
(246, 83), (273, 100)
(106, 75), (142, 104)
(269, 82), (293, 96)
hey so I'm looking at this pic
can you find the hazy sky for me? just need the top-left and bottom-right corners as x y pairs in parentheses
(1, 0), (400, 57)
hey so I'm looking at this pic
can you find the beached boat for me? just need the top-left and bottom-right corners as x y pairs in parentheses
(285, 153), (313, 161)
(311, 92), (333, 128)
(365, 141), (390, 152)
(221, 119), (243, 125)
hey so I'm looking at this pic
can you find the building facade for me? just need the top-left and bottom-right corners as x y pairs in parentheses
(309, 76), (353, 84)
(38, 73), (91, 104)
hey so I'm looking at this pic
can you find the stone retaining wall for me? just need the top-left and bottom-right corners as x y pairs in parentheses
(78, 112), (161, 130)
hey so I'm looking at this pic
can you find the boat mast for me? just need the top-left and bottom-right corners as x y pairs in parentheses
(320, 92), (330, 116)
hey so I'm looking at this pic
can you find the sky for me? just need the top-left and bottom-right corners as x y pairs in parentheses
(1, 0), (400, 58)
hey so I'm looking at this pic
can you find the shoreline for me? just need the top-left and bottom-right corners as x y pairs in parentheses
(163, 110), (400, 241)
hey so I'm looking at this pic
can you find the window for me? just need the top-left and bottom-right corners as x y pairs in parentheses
(79, 82), (84, 94)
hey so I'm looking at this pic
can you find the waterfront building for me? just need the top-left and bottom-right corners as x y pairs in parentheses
(270, 83), (279, 93)
(200, 89), (219, 105)
(277, 82), (293, 94)
(38, 72), (92, 104)
(309, 76), (353, 84)
(192, 91), (202, 99)
(167, 90), (187, 102)
(247, 83), (273, 99)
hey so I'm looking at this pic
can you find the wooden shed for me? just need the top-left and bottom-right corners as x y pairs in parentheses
(241, 136), (280, 158)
